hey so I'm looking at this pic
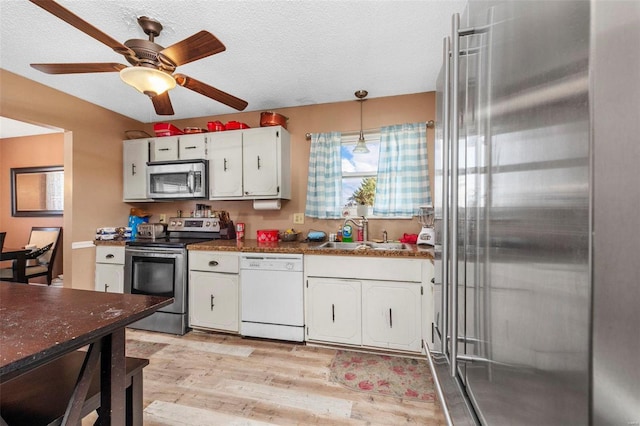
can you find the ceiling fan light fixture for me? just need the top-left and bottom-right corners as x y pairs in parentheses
(119, 67), (176, 97)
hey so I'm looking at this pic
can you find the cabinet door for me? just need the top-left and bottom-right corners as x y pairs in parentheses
(123, 139), (149, 201)
(95, 263), (124, 293)
(151, 136), (179, 162)
(362, 281), (422, 352)
(189, 270), (239, 332)
(209, 131), (243, 198)
(179, 134), (207, 160)
(306, 278), (361, 345)
(242, 127), (279, 197)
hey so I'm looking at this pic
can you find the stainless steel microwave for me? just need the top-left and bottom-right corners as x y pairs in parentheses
(147, 160), (208, 199)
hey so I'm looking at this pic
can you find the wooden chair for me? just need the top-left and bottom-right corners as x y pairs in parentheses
(0, 227), (62, 285)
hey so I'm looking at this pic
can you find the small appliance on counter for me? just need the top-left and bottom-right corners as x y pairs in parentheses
(416, 206), (435, 246)
(136, 223), (167, 240)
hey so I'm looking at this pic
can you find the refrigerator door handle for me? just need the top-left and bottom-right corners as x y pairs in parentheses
(450, 12), (460, 379)
(441, 35), (451, 364)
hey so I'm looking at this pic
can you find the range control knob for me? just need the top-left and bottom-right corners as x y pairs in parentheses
(286, 263), (294, 270)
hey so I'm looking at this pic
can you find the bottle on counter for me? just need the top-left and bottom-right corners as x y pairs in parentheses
(337, 226), (343, 242)
(342, 224), (353, 242)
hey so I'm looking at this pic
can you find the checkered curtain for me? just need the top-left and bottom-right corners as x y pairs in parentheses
(305, 132), (343, 218)
(373, 122), (431, 217)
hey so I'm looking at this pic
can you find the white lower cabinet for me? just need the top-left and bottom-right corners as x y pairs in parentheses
(94, 246), (125, 293)
(305, 255), (432, 353)
(188, 251), (239, 333)
(361, 281), (422, 352)
(306, 278), (361, 345)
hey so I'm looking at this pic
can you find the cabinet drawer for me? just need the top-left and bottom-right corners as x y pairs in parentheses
(189, 251), (238, 273)
(95, 246), (125, 264)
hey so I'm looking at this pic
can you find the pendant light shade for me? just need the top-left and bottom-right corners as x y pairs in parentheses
(353, 90), (370, 154)
(120, 67), (176, 97)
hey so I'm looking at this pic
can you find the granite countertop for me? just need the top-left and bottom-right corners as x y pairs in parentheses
(94, 239), (434, 259)
(187, 239), (434, 259)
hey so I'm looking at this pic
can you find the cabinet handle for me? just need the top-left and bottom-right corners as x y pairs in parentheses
(223, 158), (228, 171)
(257, 155), (261, 170)
(210, 294), (215, 310)
(184, 146), (197, 150)
(106, 254), (114, 259)
(104, 284), (109, 292)
(332, 304), (335, 322)
(208, 260), (219, 266)
(159, 148), (170, 151)
(131, 163), (136, 176)
(389, 308), (393, 328)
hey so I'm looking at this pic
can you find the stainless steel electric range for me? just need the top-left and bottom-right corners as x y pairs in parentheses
(124, 217), (221, 335)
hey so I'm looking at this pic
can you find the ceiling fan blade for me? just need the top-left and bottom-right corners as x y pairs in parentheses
(151, 92), (175, 116)
(29, 0), (134, 57)
(31, 63), (126, 74)
(159, 31), (225, 67)
(175, 74), (248, 111)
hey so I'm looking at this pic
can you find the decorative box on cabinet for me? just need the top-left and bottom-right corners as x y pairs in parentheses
(188, 251), (239, 332)
(209, 126), (290, 200)
(94, 246), (125, 293)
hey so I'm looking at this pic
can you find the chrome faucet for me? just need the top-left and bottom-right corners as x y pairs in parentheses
(343, 216), (369, 242)
(382, 229), (388, 243)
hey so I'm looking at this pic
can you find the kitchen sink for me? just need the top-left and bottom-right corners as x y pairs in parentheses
(315, 241), (412, 251)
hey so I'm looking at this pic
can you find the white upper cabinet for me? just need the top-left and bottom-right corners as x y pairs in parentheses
(209, 130), (244, 198)
(179, 134), (208, 160)
(150, 134), (207, 162)
(123, 138), (150, 201)
(209, 126), (291, 200)
(150, 136), (179, 162)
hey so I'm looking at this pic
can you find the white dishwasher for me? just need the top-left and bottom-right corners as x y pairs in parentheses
(240, 253), (304, 342)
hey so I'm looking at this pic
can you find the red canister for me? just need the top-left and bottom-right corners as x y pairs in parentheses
(236, 222), (245, 240)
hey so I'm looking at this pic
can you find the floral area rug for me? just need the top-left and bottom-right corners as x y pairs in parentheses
(329, 350), (437, 402)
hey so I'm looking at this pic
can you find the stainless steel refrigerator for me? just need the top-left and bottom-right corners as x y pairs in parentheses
(430, 1), (640, 424)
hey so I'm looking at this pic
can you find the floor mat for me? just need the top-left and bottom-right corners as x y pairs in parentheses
(329, 350), (437, 402)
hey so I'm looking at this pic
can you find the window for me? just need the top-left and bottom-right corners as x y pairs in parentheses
(305, 123), (430, 219)
(340, 132), (380, 217)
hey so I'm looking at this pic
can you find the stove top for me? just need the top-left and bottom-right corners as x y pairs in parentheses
(128, 217), (222, 248)
(127, 237), (216, 248)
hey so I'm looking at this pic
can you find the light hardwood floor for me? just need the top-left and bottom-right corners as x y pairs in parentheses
(86, 329), (447, 425)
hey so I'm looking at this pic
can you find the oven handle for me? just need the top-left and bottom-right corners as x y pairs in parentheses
(125, 247), (184, 257)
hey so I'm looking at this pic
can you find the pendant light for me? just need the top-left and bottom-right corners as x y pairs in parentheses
(353, 90), (370, 154)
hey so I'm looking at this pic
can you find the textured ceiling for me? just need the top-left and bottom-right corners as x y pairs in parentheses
(0, 0), (466, 124)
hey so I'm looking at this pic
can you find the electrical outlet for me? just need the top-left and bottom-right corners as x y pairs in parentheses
(159, 214), (166, 223)
(293, 213), (305, 224)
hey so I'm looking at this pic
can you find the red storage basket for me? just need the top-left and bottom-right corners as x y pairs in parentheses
(257, 229), (279, 242)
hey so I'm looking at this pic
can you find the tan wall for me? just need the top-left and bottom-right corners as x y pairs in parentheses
(130, 92), (436, 242)
(1, 68), (436, 289)
(1, 69), (145, 290)
(0, 133), (64, 282)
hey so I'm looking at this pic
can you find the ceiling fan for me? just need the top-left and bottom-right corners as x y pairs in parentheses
(28, 0), (248, 115)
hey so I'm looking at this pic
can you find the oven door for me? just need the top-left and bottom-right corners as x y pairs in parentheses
(124, 247), (186, 314)
(147, 160), (208, 199)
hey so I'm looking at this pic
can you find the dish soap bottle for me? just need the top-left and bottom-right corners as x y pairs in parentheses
(342, 224), (353, 242)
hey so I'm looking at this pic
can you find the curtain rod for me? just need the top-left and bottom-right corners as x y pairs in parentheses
(305, 120), (435, 140)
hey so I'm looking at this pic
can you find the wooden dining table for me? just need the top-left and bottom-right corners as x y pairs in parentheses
(0, 282), (173, 425)
(0, 247), (29, 283)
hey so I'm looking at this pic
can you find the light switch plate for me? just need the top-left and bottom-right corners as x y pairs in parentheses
(159, 214), (166, 223)
(293, 213), (305, 224)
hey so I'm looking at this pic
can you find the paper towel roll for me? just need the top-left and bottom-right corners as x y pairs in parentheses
(253, 199), (281, 210)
